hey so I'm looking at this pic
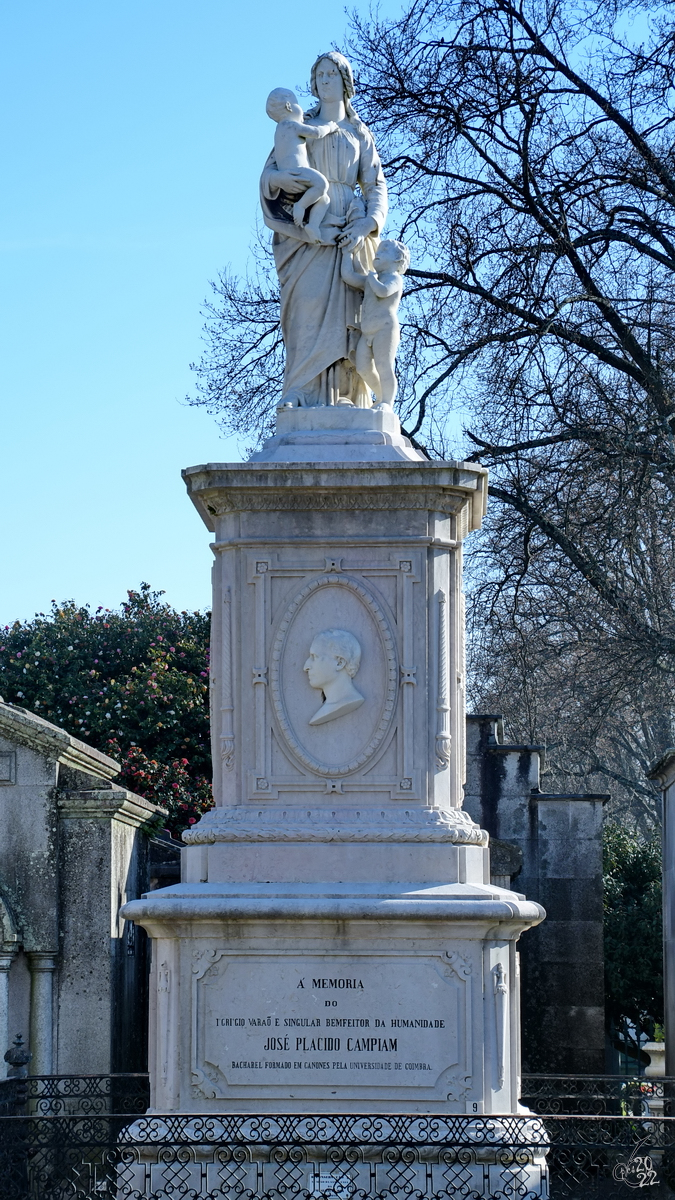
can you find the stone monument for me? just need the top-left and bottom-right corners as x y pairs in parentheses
(122, 52), (544, 1126)
(0, 700), (166, 1075)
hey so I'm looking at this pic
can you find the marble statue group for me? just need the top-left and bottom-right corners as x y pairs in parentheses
(261, 52), (407, 409)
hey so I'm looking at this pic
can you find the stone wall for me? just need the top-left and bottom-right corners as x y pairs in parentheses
(464, 714), (608, 1073)
(0, 700), (174, 1075)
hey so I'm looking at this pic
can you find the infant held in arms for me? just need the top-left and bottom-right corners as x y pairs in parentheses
(266, 88), (338, 244)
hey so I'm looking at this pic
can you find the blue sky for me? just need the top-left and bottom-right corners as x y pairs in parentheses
(1, 0), (404, 624)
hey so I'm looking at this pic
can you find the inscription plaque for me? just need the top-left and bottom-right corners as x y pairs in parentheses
(196, 954), (468, 1094)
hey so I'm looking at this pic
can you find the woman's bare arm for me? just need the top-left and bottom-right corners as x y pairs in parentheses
(341, 250), (367, 290)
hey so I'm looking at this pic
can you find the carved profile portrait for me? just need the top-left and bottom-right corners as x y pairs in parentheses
(303, 629), (365, 725)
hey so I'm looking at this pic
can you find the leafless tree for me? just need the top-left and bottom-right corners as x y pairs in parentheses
(189, 0), (675, 804)
(348, 2), (675, 612)
(189, 240), (282, 448)
(466, 513), (675, 825)
(348, 0), (675, 800)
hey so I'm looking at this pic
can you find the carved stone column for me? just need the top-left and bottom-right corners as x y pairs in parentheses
(0, 951), (17, 1068)
(27, 952), (57, 1075)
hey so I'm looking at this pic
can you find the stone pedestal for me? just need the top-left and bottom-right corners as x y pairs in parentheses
(122, 411), (544, 1117)
(249, 405), (424, 463)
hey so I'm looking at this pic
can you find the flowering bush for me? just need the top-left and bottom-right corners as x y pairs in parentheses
(107, 740), (213, 836)
(0, 584), (213, 837)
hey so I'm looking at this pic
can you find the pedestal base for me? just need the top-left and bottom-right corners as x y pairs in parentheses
(249, 406), (425, 462)
(123, 444), (543, 1144)
(123, 878), (543, 1115)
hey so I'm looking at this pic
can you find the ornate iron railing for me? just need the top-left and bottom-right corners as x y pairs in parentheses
(0, 1111), (544, 1200)
(521, 1073), (673, 1116)
(0, 1072), (150, 1116)
(3, 1072), (671, 1119)
(1, 1110), (675, 1198)
(2, 1076), (675, 1196)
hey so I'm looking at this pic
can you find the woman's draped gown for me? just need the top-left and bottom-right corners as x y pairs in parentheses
(261, 117), (388, 405)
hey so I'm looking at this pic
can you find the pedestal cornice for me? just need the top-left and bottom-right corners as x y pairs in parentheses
(58, 788), (166, 827)
(122, 881), (544, 932)
(182, 461), (487, 535)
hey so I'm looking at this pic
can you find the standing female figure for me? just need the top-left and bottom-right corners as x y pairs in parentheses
(260, 52), (388, 407)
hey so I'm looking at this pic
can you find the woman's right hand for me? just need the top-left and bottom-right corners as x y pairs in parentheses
(279, 169), (311, 196)
(338, 214), (378, 252)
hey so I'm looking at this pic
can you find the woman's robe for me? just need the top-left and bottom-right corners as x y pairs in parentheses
(261, 117), (388, 403)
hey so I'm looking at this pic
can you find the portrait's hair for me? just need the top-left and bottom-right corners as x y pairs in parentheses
(313, 629), (362, 678)
(377, 238), (411, 274)
(266, 87), (297, 121)
(306, 52), (368, 137)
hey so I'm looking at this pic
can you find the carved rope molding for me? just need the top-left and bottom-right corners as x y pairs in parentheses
(220, 586), (235, 770)
(435, 590), (452, 769)
(269, 574), (398, 778)
(182, 806), (488, 845)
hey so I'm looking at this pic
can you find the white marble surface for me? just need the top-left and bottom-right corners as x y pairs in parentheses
(250, 405), (425, 462)
(260, 53), (389, 407)
(124, 879), (543, 1113)
(266, 88), (336, 243)
(119, 452), (549, 1118)
(181, 460), (482, 812)
(340, 239), (409, 408)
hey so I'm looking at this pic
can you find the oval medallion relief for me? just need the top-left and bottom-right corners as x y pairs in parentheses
(270, 574), (398, 776)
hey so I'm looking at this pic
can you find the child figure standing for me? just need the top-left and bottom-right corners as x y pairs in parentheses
(341, 239), (410, 408)
(266, 88), (338, 244)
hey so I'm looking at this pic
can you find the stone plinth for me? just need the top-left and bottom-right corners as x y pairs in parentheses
(183, 457), (485, 819)
(126, 879), (542, 1115)
(122, 413), (544, 1117)
(250, 406), (425, 462)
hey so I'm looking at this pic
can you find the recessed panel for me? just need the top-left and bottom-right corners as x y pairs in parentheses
(270, 575), (397, 776)
(195, 954), (465, 1099)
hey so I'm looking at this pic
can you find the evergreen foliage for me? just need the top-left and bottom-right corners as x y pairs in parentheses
(604, 822), (663, 1044)
(0, 585), (213, 837)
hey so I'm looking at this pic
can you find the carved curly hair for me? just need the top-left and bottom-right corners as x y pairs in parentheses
(378, 238), (411, 274)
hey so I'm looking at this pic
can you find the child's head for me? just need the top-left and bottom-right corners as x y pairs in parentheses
(374, 239), (410, 274)
(266, 88), (303, 123)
